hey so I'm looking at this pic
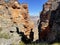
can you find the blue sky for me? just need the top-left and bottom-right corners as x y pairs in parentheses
(18, 0), (48, 16)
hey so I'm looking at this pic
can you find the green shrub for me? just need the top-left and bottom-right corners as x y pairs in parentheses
(52, 43), (60, 45)
(0, 33), (11, 39)
(26, 43), (48, 45)
(0, 27), (2, 32)
(19, 41), (25, 45)
(10, 41), (25, 45)
(10, 43), (16, 45)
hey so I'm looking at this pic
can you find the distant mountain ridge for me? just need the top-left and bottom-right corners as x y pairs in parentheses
(30, 16), (39, 27)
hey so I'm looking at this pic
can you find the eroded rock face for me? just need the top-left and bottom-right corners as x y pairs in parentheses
(9, 1), (34, 38)
(0, 0), (34, 44)
(38, 0), (60, 42)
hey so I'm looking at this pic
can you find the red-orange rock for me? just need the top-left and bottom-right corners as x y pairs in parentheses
(0, 0), (34, 39)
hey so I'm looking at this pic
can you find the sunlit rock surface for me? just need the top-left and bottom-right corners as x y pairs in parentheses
(0, 0), (34, 45)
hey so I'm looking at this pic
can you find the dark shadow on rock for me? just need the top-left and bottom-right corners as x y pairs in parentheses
(38, 10), (51, 42)
(48, 2), (60, 43)
(37, 2), (60, 43)
(38, 22), (42, 42)
(16, 27), (34, 44)
(29, 29), (34, 42)
(49, 11), (56, 28)
(20, 32), (31, 44)
(52, 2), (60, 42)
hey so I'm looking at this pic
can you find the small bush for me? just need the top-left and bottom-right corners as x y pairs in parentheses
(26, 43), (48, 45)
(0, 27), (2, 32)
(10, 43), (16, 45)
(52, 43), (60, 45)
(19, 41), (25, 45)
(0, 33), (11, 39)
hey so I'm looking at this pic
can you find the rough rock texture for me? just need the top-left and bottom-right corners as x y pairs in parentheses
(0, 0), (34, 45)
(38, 0), (60, 42)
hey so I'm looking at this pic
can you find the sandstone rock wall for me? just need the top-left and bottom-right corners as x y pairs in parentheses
(0, 0), (34, 45)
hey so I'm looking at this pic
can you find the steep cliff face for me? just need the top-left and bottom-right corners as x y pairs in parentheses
(50, 0), (60, 42)
(0, 0), (34, 45)
(38, 0), (60, 42)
